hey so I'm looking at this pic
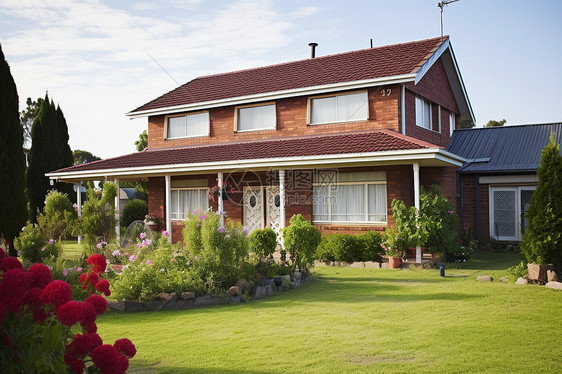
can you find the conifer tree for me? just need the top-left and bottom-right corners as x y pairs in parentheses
(0, 43), (28, 256)
(521, 132), (562, 265)
(27, 94), (75, 222)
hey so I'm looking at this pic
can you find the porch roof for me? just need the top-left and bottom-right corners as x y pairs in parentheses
(47, 129), (465, 182)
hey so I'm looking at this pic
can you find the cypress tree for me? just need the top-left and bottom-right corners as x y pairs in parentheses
(0, 43), (28, 256)
(521, 132), (562, 265)
(27, 95), (75, 222)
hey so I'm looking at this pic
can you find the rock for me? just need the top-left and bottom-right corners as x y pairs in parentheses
(476, 275), (493, 282)
(349, 262), (364, 268)
(228, 296), (241, 304)
(527, 263), (554, 284)
(194, 295), (222, 308)
(145, 300), (164, 311)
(500, 277), (508, 282)
(156, 292), (169, 300)
(109, 302), (125, 311)
(547, 270), (559, 282)
(226, 286), (241, 297)
(515, 277), (528, 285)
(164, 292), (178, 304)
(180, 292), (196, 300)
(175, 299), (194, 309)
(292, 271), (302, 280)
(364, 261), (381, 269)
(235, 278), (251, 293)
(252, 285), (273, 299)
(545, 281), (562, 290)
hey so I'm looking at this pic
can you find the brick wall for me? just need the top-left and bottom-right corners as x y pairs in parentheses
(459, 174), (490, 241)
(147, 85), (401, 149)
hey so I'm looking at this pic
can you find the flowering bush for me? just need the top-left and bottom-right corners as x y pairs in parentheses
(37, 189), (79, 241)
(14, 223), (60, 267)
(0, 249), (135, 373)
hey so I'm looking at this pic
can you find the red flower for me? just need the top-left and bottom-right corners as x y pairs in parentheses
(41, 280), (72, 309)
(68, 333), (103, 356)
(33, 308), (48, 323)
(81, 321), (97, 334)
(81, 301), (96, 324)
(0, 269), (31, 313)
(57, 300), (83, 327)
(87, 254), (107, 274)
(95, 279), (111, 296)
(87, 272), (99, 287)
(92, 344), (129, 374)
(0, 303), (5, 323)
(79, 272), (87, 284)
(70, 358), (85, 374)
(85, 295), (108, 316)
(23, 287), (43, 308)
(0, 247), (5, 259)
(28, 263), (52, 288)
(0, 256), (23, 272)
(114, 338), (136, 358)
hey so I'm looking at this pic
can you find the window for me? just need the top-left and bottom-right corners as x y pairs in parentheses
(166, 112), (209, 139)
(449, 112), (455, 135)
(170, 188), (209, 220)
(236, 103), (276, 132)
(310, 91), (368, 125)
(490, 186), (536, 240)
(415, 96), (432, 130)
(313, 171), (387, 223)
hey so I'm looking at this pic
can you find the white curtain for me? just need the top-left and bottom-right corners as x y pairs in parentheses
(185, 112), (209, 137)
(368, 184), (387, 222)
(171, 189), (209, 220)
(332, 185), (364, 222)
(311, 96), (336, 124)
(238, 105), (275, 131)
(168, 116), (185, 138)
(337, 92), (366, 122)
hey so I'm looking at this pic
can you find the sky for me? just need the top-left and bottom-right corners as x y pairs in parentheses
(1, 0), (561, 159)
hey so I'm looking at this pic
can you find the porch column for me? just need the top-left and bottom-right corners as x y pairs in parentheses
(114, 178), (120, 243)
(165, 175), (171, 242)
(413, 163), (421, 263)
(217, 172), (224, 226)
(75, 182), (82, 245)
(279, 170), (286, 248)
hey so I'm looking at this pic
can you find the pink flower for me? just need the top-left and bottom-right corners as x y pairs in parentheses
(139, 232), (146, 239)
(129, 255), (136, 262)
(145, 239), (152, 246)
(48, 239), (54, 244)
(162, 230), (169, 236)
(41, 247), (46, 252)
(199, 215), (207, 221)
(146, 259), (152, 265)
(62, 269), (69, 277)
(217, 226), (225, 233)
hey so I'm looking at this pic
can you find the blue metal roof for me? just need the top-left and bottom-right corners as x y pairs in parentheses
(447, 123), (562, 174)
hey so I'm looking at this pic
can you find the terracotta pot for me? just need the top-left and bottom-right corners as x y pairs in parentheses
(147, 222), (159, 232)
(389, 256), (402, 269)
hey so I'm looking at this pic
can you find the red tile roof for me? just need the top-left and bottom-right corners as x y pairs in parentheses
(131, 37), (446, 114)
(52, 130), (439, 174)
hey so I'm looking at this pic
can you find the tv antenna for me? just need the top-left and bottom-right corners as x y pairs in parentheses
(438, 0), (460, 39)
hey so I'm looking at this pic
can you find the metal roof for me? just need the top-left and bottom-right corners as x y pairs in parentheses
(447, 123), (562, 174)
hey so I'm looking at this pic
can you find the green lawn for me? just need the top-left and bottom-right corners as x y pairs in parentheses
(97, 252), (561, 373)
(61, 240), (83, 262)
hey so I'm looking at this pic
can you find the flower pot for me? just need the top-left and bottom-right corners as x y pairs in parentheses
(389, 256), (402, 269)
(146, 222), (158, 231)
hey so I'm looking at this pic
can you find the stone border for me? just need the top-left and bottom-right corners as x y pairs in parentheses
(109, 276), (311, 312)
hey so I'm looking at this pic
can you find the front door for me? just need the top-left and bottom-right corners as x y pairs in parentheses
(265, 186), (283, 244)
(243, 186), (264, 233)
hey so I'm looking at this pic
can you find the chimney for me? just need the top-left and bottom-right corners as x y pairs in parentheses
(308, 42), (318, 58)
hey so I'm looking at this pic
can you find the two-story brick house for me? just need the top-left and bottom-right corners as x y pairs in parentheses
(48, 36), (473, 259)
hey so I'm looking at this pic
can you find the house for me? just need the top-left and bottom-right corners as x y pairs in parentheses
(47, 36), (473, 261)
(447, 123), (562, 241)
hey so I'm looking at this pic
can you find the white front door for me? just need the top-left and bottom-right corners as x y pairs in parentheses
(243, 186), (264, 232)
(265, 186), (282, 243)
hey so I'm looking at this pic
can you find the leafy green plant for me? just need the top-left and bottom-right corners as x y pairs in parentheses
(506, 261), (528, 282)
(389, 199), (429, 253)
(315, 234), (360, 263)
(37, 189), (78, 241)
(420, 185), (460, 255)
(81, 182), (117, 253)
(14, 223), (60, 266)
(357, 231), (384, 262)
(249, 228), (277, 276)
(121, 198), (148, 228)
(521, 132), (562, 265)
(283, 214), (321, 270)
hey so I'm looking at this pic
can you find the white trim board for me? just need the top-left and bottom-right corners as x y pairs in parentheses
(479, 175), (538, 184)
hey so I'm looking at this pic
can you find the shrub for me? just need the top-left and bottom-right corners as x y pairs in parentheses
(249, 228), (277, 276)
(14, 223), (60, 267)
(420, 185), (461, 255)
(283, 214), (321, 270)
(357, 231), (384, 262)
(316, 234), (360, 263)
(0, 251), (135, 373)
(507, 261), (529, 282)
(121, 199), (148, 228)
(37, 190), (78, 241)
(389, 199), (428, 253)
(521, 132), (562, 265)
(81, 183), (117, 253)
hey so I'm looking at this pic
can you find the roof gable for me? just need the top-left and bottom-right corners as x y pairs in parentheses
(447, 123), (562, 173)
(129, 37), (449, 116)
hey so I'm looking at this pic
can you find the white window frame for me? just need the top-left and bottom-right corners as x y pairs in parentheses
(449, 112), (455, 136)
(234, 102), (276, 132)
(170, 187), (209, 221)
(312, 173), (387, 224)
(308, 90), (368, 125)
(415, 96), (432, 130)
(489, 185), (536, 241)
(165, 111), (210, 140)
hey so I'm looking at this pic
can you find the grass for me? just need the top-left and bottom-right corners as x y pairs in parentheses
(61, 240), (83, 262)
(95, 252), (562, 373)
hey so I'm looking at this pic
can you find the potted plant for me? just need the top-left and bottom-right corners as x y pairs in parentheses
(208, 180), (238, 202)
(144, 214), (159, 231)
(382, 227), (404, 269)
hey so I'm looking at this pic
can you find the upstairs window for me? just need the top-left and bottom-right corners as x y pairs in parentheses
(166, 112), (209, 139)
(310, 91), (368, 125)
(415, 96), (432, 130)
(449, 112), (455, 135)
(236, 103), (276, 132)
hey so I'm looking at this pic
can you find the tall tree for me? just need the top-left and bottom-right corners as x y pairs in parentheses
(521, 132), (562, 265)
(0, 43), (28, 256)
(19, 97), (40, 149)
(27, 94), (75, 222)
(485, 119), (506, 127)
(73, 149), (101, 165)
(135, 129), (148, 151)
